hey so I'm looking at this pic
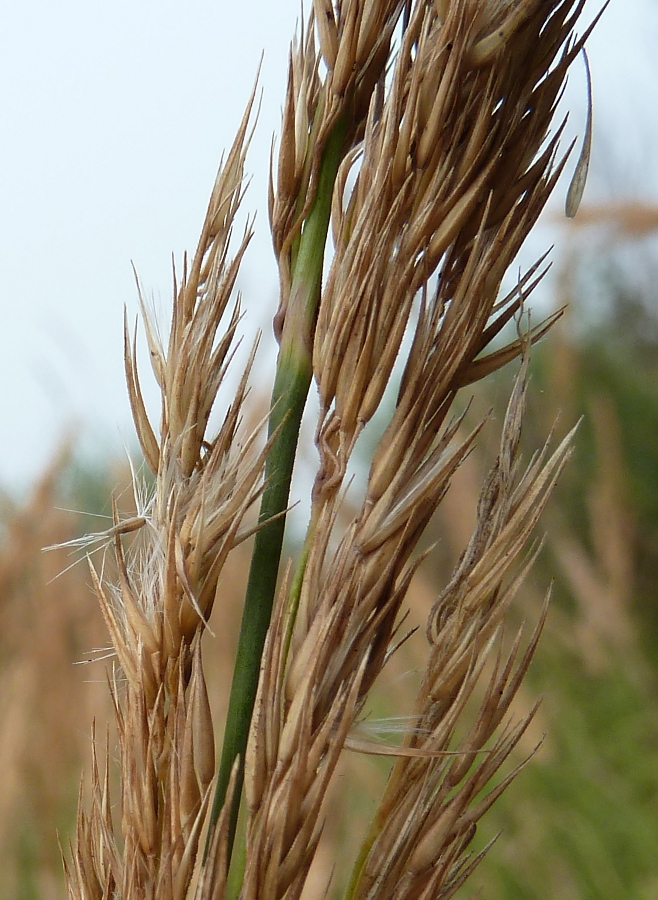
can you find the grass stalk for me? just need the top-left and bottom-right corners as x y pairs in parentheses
(211, 115), (346, 853)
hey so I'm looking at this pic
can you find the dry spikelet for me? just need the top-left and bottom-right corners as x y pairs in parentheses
(348, 358), (575, 899)
(66, 88), (266, 899)
(271, 0), (407, 339)
(242, 1), (598, 897)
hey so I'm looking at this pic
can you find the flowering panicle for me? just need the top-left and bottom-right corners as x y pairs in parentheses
(66, 1), (602, 897)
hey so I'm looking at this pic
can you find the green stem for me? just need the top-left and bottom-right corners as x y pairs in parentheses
(208, 117), (346, 864)
(279, 507), (318, 686)
(344, 816), (379, 900)
(344, 753), (406, 898)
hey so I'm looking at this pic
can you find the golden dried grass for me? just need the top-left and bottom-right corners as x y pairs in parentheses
(55, 2), (607, 898)
(0, 452), (110, 900)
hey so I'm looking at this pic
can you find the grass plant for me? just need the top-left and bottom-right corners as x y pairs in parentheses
(59, 2), (606, 898)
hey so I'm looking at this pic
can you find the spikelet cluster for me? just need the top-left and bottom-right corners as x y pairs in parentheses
(66, 1), (600, 898)
(245, 1), (593, 897)
(65, 96), (267, 899)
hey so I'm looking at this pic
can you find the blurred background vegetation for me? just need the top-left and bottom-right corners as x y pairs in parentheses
(2, 206), (658, 899)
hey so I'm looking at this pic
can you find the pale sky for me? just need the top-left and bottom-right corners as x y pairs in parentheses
(0, 0), (656, 491)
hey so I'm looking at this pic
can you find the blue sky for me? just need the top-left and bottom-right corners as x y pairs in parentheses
(0, 0), (656, 490)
